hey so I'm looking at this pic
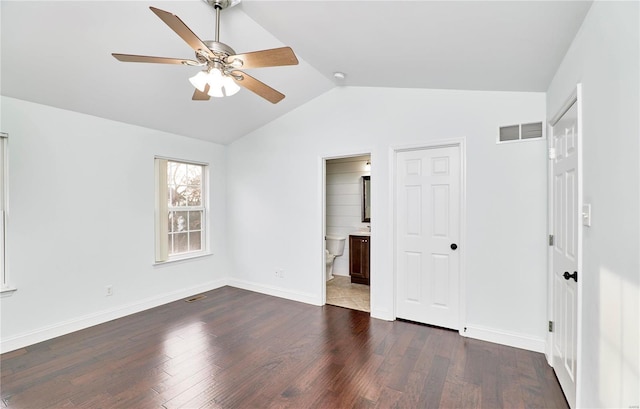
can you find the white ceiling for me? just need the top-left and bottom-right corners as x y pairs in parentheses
(1, 1), (592, 144)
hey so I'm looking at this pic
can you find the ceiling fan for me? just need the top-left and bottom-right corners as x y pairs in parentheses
(112, 0), (298, 104)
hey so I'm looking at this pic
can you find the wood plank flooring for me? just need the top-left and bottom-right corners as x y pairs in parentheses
(1, 287), (568, 408)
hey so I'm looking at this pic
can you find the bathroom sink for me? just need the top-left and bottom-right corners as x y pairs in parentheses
(351, 231), (371, 236)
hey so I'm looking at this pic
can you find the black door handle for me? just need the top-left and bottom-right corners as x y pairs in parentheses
(563, 271), (578, 282)
(450, 243), (458, 250)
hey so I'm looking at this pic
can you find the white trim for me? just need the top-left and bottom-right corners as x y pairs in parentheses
(0, 134), (10, 292)
(0, 279), (227, 353)
(575, 83), (584, 409)
(388, 145), (397, 320)
(549, 88), (579, 126)
(227, 278), (321, 307)
(153, 252), (213, 266)
(495, 135), (546, 145)
(154, 157), (210, 263)
(319, 155), (326, 306)
(390, 137), (467, 332)
(0, 211), (6, 290)
(463, 325), (546, 353)
(154, 155), (209, 167)
(546, 121), (555, 366)
(370, 307), (393, 321)
(459, 139), (468, 333)
(155, 158), (169, 262)
(0, 278), (319, 354)
(0, 287), (17, 297)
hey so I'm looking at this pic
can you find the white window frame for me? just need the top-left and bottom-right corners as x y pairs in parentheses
(0, 132), (15, 295)
(154, 157), (210, 263)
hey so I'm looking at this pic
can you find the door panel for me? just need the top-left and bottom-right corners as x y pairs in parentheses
(406, 186), (422, 235)
(396, 146), (460, 330)
(431, 254), (450, 306)
(406, 252), (421, 301)
(552, 101), (579, 408)
(432, 185), (449, 236)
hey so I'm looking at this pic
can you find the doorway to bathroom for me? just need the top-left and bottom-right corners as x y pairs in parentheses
(323, 154), (371, 313)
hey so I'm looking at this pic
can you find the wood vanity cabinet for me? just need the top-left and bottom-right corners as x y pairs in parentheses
(349, 235), (370, 285)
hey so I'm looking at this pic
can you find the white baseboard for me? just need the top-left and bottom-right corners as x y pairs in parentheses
(0, 279), (227, 354)
(2, 280), (547, 356)
(370, 307), (393, 321)
(227, 278), (321, 306)
(462, 324), (546, 353)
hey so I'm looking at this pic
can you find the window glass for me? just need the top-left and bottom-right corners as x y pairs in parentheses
(0, 134), (7, 289)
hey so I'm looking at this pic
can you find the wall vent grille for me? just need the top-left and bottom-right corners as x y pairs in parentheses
(499, 125), (520, 142)
(185, 294), (207, 303)
(521, 122), (543, 139)
(499, 121), (543, 143)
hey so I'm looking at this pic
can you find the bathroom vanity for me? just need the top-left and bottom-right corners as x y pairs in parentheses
(349, 234), (370, 285)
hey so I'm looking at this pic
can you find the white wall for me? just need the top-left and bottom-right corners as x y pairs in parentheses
(227, 87), (548, 351)
(546, 2), (639, 408)
(326, 155), (370, 276)
(0, 97), (229, 352)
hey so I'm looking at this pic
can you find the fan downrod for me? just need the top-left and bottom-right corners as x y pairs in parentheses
(202, 0), (241, 10)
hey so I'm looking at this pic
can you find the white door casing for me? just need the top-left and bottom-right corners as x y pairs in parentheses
(550, 98), (581, 409)
(395, 145), (461, 330)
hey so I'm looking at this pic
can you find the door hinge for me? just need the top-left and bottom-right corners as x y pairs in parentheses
(549, 235), (554, 246)
(548, 321), (554, 332)
(548, 147), (557, 160)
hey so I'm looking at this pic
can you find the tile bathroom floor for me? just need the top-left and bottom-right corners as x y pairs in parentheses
(326, 275), (370, 313)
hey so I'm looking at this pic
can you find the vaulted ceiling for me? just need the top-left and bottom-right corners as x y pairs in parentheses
(1, 1), (592, 144)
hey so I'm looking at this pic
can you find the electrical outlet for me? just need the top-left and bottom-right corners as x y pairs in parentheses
(106, 285), (113, 296)
(275, 270), (284, 279)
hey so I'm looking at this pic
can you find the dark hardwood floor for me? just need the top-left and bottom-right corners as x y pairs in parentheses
(1, 287), (568, 408)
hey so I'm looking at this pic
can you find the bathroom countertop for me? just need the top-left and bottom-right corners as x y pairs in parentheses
(350, 231), (371, 236)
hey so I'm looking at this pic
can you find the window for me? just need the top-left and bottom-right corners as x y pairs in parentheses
(155, 158), (208, 263)
(0, 132), (12, 294)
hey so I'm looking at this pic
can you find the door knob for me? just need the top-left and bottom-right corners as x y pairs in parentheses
(563, 271), (578, 282)
(450, 243), (458, 250)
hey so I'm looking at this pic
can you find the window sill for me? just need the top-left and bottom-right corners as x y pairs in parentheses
(0, 287), (17, 297)
(153, 252), (212, 267)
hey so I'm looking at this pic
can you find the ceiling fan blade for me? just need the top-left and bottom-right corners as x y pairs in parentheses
(149, 7), (214, 59)
(227, 47), (299, 69)
(112, 53), (199, 65)
(231, 71), (285, 104)
(192, 85), (211, 101)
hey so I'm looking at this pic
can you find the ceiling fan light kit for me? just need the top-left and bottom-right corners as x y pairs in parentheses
(189, 69), (240, 97)
(112, 0), (298, 103)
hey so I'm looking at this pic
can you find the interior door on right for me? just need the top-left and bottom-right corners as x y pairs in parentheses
(552, 101), (579, 409)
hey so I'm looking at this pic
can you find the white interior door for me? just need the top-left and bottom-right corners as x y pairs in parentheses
(551, 101), (579, 408)
(395, 145), (460, 330)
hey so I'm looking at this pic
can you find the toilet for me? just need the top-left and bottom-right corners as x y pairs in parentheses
(325, 235), (346, 281)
